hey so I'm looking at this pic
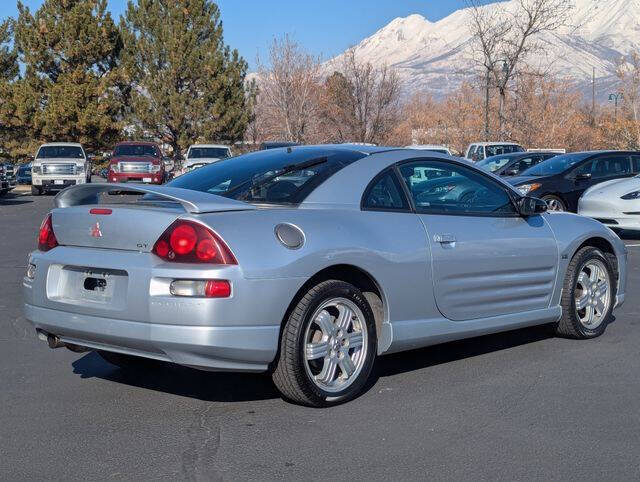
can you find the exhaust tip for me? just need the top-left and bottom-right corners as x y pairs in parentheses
(47, 334), (65, 349)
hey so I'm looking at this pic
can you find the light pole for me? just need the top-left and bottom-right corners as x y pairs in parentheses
(609, 92), (623, 120)
(484, 60), (508, 141)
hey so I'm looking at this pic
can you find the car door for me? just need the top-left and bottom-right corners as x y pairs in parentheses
(397, 159), (558, 321)
(566, 155), (632, 207)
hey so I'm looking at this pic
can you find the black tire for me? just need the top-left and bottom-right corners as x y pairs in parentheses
(555, 246), (616, 339)
(31, 185), (41, 196)
(272, 280), (377, 407)
(97, 350), (158, 370)
(541, 194), (566, 212)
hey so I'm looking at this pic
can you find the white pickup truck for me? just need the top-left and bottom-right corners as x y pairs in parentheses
(31, 143), (91, 195)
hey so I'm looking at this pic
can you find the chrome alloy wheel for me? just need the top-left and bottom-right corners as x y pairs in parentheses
(574, 259), (611, 329)
(303, 297), (368, 393)
(544, 197), (564, 212)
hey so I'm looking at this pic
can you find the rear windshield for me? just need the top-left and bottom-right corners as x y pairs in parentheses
(188, 147), (230, 159)
(37, 146), (84, 159)
(521, 152), (591, 176)
(485, 145), (524, 157)
(168, 148), (367, 204)
(113, 144), (159, 157)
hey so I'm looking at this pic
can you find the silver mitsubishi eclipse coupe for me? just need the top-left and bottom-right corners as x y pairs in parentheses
(23, 145), (627, 406)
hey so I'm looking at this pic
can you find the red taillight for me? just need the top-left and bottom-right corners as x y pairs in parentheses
(38, 213), (58, 251)
(153, 220), (236, 264)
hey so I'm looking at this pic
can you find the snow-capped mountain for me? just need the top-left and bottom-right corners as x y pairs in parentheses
(328, 0), (640, 99)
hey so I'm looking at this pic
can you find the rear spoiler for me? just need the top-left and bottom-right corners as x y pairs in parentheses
(54, 183), (256, 214)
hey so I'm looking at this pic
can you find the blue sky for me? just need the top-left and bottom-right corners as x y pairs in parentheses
(2, 1), (488, 69)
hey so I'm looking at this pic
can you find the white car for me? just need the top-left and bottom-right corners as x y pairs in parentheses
(579, 176), (640, 232)
(31, 143), (90, 196)
(405, 144), (452, 156)
(181, 144), (232, 174)
(465, 142), (525, 161)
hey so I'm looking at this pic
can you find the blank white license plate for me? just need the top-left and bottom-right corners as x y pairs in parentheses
(143, 177), (152, 183)
(54, 180), (64, 185)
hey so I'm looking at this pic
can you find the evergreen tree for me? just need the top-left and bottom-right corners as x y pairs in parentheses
(4, 0), (124, 156)
(0, 20), (18, 81)
(121, 0), (254, 157)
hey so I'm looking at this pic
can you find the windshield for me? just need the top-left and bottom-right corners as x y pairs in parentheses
(485, 145), (524, 157)
(188, 147), (230, 159)
(168, 148), (366, 204)
(37, 146), (84, 159)
(476, 155), (512, 173)
(521, 152), (591, 176)
(113, 144), (158, 157)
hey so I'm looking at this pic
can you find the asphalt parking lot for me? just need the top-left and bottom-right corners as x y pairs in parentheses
(2, 187), (640, 481)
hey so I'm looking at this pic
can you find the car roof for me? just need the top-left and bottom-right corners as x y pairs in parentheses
(188, 144), (230, 149)
(39, 142), (83, 147)
(405, 144), (450, 150)
(471, 142), (522, 147)
(115, 141), (158, 147)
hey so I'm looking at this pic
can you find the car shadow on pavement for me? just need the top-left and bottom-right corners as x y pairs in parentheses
(0, 196), (33, 205)
(72, 351), (280, 402)
(71, 323), (566, 404)
(372, 324), (555, 380)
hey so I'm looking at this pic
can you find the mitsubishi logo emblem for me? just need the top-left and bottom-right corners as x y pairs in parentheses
(90, 222), (102, 238)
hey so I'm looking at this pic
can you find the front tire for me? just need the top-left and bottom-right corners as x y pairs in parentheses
(272, 280), (377, 406)
(555, 246), (616, 339)
(31, 185), (41, 196)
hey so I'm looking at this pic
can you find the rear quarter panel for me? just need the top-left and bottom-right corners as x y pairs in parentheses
(191, 207), (436, 338)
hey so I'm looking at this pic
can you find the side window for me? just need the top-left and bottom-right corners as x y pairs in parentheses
(632, 155), (640, 173)
(511, 156), (536, 175)
(467, 145), (476, 158)
(590, 156), (631, 179)
(398, 160), (516, 216)
(475, 146), (485, 160)
(362, 170), (409, 211)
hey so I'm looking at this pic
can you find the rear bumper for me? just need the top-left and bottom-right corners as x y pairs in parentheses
(24, 303), (279, 371)
(23, 247), (305, 372)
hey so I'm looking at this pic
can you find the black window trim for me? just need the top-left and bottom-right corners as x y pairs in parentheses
(395, 157), (522, 218)
(360, 166), (412, 213)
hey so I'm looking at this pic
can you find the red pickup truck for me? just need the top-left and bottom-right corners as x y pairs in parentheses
(107, 141), (165, 184)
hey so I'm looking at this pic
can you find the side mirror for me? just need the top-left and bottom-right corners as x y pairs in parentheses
(576, 173), (592, 181)
(505, 167), (519, 176)
(518, 196), (548, 216)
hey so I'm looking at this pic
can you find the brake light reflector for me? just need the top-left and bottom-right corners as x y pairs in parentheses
(38, 213), (58, 251)
(153, 220), (236, 264)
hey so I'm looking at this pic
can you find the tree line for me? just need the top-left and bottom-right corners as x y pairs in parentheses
(0, 0), (254, 159)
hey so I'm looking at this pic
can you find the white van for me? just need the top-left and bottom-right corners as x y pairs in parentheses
(464, 142), (524, 161)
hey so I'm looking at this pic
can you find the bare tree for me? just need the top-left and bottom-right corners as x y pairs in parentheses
(256, 35), (321, 143)
(321, 48), (401, 144)
(467, 0), (574, 138)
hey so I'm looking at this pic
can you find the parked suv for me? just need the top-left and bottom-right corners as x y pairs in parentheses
(0, 163), (17, 196)
(465, 142), (524, 161)
(108, 141), (165, 184)
(180, 144), (232, 175)
(31, 143), (89, 196)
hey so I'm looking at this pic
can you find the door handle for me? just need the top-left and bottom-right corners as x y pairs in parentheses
(434, 234), (456, 244)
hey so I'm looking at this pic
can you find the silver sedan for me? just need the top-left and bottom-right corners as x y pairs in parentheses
(23, 145), (627, 406)
(579, 176), (640, 232)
